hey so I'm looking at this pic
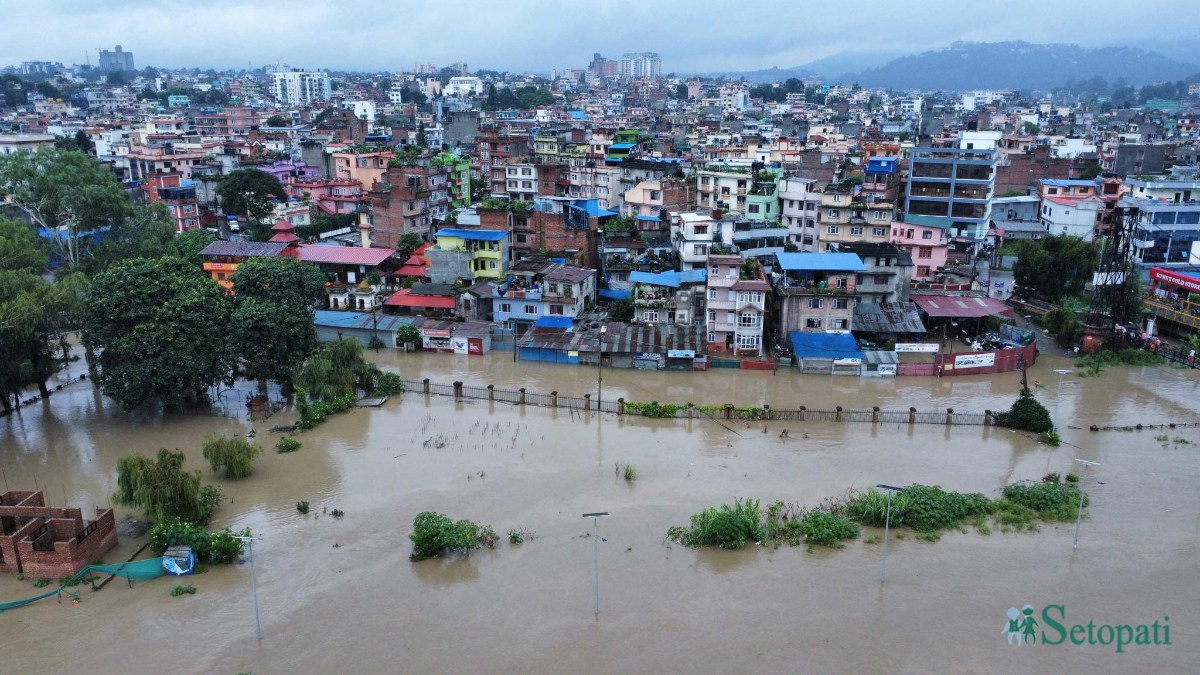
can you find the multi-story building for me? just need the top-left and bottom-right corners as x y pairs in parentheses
(834, 242), (912, 305)
(771, 252), (865, 338)
(479, 197), (612, 268)
(619, 52), (661, 79)
(426, 228), (508, 283)
(905, 133), (998, 254)
(505, 163), (565, 201)
(817, 184), (894, 251)
(705, 254), (768, 356)
(493, 264), (596, 329)
(433, 153), (471, 210)
(1122, 168), (1200, 266)
(192, 106), (257, 139)
(141, 172), (200, 233)
(621, 178), (695, 220)
(271, 70), (332, 106)
(672, 212), (718, 270)
(98, 45), (134, 72)
(126, 143), (207, 182)
(444, 76), (484, 98)
(1037, 179), (1103, 241)
(890, 221), (950, 281)
(696, 164), (754, 215)
(780, 177), (820, 251)
(630, 269), (706, 325)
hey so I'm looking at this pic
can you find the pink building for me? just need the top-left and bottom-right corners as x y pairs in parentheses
(890, 222), (949, 281)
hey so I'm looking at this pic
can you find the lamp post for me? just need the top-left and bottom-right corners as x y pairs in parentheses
(582, 511), (608, 616)
(596, 325), (607, 410)
(876, 484), (903, 583)
(1052, 369), (1075, 433)
(1072, 459), (1099, 549)
(233, 536), (262, 641)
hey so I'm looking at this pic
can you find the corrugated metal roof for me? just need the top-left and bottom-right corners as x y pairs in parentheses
(910, 294), (1011, 318)
(434, 228), (507, 241)
(299, 245), (394, 266)
(314, 310), (416, 331)
(385, 289), (456, 309)
(199, 241), (288, 258)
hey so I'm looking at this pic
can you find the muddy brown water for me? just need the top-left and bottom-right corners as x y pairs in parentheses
(2, 350), (1198, 674)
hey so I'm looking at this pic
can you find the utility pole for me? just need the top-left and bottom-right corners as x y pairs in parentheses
(234, 536), (262, 640)
(581, 512), (608, 616)
(1072, 459), (1099, 549)
(876, 484), (903, 583)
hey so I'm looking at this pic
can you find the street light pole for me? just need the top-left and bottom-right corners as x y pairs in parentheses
(234, 536), (262, 640)
(1052, 369), (1073, 433)
(1072, 459), (1099, 549)
(596, 326), (607, 410)
(876, 484), (903, 583)
(582, 512), (608, 616)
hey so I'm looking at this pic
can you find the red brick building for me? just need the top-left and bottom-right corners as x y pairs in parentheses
(0, 491), (118, 578)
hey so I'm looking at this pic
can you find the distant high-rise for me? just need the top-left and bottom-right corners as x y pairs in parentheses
(271, 70), (332, 106)
(619, 52), (661, 79)
(98, 45), (135, 73)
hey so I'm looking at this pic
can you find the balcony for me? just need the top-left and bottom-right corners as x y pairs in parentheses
(1143, 297), (1200, 330)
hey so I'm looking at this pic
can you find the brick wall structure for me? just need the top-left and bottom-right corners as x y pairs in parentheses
(0, 491), (119, 577)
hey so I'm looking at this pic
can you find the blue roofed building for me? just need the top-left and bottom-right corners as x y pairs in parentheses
(904, 131), (1000, 256)
(788, 331), (864, 375)
(427, 228), (509, 283)
(493, 263), (596, 333)
(771, 252), (866, 339)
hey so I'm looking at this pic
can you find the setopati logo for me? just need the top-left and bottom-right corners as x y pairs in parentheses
(1002, 604), (1171, 653)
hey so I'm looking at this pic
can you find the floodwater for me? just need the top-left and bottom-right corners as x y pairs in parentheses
(2, 348), (1199, 674)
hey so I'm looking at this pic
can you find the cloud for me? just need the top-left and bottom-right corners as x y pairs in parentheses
(4, 0), (1196, 73)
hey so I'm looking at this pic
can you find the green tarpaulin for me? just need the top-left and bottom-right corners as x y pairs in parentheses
(0, 557), (165, 613)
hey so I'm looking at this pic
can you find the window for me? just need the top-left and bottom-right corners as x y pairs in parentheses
(850, 227), (863, 236)
(708, 310), (716, 322)
(918, 247), (932, 259)
(710, 266), (719, 275)
(524, 304), (536, 314)
(917, 266), (930, 276)
(922, 230), (933, 239)
(516, 234), (527, 244)
(500, 303), (512, 313)
(808, 298), (823, 309)
(832, 319), (848, 329)
(833, 298), (849, 309)
(1048, 187), (1058, 195)
(737, 334), (761, 349)
(826, 225), (840, 234)
(549, 305), (563, 315)
(709, 289), (718, 300)
(737, 292), (762, 304)
(827, 209), (840, 219)
(643, 310), (659, 322)
(873, 227), (885, 237)
(692, 244), (708, 255)
(805, 318), (822, 328)
(708, 332), (716, 342)
(749, 204), (760, 214)
(738, 312), (759, 327)
(693, 225), (708, 235)
(875, 274), (888, 285)
(548, 284), (558, 294)
(522, 181), (533, 189)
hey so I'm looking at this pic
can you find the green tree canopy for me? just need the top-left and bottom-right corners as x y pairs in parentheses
(77, 201), (176, 276)
(229, 257), (327, 385)
(214, 168), (287, 239)
(172, 229), (218, 266)
(1013, 235), (1097, 302)
(265, 114), (290, 127)
(82, 257), (233, 411)
(0, 146), (130, 270)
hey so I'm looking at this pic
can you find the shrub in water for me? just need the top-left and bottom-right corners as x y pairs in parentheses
(201, 434), (263, 479)
(170, 584), (196, 597)
(113, 449), (223, 524)
(276, 437), (302, 453)
(409, 511), (497, 561)
(1000, 483), (1086, 521)
(667, 498), (765, 550)
(148, 519), (249, 564)
(296, 500), (310, 514)
(994, 389), (1053, 433)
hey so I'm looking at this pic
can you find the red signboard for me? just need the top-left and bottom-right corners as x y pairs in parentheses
(422, 328), (452, 338)
(467, 338), (483, 355)
(1150, 267), (1200, 294)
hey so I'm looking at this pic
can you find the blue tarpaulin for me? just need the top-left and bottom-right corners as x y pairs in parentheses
(599, 288), (631, 300)
(788, 332), (863, 360)
(533, 315), (574, 329)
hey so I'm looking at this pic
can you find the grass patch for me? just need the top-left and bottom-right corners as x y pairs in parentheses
(32, 577), (51, 588)
(615, 462), (637, 482)
(1074, 348), (1163, 376)
(170, 584), (196, 597)
(276, 437), (302, 453)
(666, 498), (858, 550)
(409, 512), (498, 561)
(296, 500), (309, 514)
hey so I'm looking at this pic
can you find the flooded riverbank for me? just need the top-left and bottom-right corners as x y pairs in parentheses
(1, 353), (1198, 673)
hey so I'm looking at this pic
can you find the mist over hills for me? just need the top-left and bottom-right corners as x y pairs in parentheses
(701, 41), (1198, 91)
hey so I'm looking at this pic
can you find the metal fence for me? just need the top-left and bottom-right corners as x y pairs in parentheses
(400, 379), (991, 426)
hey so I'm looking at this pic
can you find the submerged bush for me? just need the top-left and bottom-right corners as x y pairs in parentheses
(201, 434), (263, 479)
(148, 518), (250, 564)
(667, 498), (765, 549)
(1000, 482), (1087, 521)
(409, 511), (497, 561)
(276, 437), (302, 453)
(994, 389), (1053, 433)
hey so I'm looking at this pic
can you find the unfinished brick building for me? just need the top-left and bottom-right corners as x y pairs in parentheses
(0, 491), (118, 578)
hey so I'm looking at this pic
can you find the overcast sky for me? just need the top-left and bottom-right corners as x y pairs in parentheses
(6, 0), (1198, 74)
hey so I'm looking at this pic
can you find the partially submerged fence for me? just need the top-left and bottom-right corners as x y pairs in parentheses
(401, 378), (992, 426)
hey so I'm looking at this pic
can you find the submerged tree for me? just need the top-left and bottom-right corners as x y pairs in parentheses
(294, 338), (381, 402)
(114, 449), (223, 524)
(229, 257), (326, 386)
(82, 257), (233, 411)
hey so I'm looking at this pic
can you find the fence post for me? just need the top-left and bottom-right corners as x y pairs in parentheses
(984, 410), (993, 426)
(724, 404), (734, 420)
(946, 407), (954, 426)
(422, 378), (430, 395)
(872, 406), (880, 424)
(519, 387), (526, 405)
(453, 381), (463, 399)
(909, 406), (917, 424)
(584, 393), (591, 410)
(799, 405), (806, 421)
(687, 403), (694, 419)
(487, 384), (495, 401)
(762, 404), (771, 420)
(617, 398), (625, 415)
(550, 391), (558, 407)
